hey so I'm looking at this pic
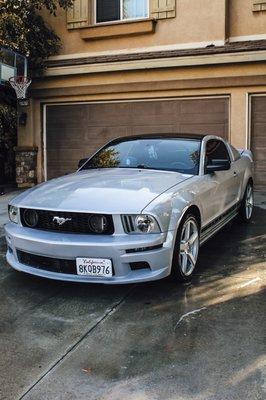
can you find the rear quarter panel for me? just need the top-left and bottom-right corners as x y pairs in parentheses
(237, 152), (254, 199)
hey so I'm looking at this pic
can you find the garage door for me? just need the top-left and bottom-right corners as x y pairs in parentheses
(251, 95), (266, 190)
(45, 97), (229, 179)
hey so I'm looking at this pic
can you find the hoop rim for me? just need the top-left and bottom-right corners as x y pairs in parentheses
(9, 75), (32, 100)
(9, 75), (32, 83)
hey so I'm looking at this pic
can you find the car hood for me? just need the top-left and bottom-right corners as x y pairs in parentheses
(12, 169), (192, 214)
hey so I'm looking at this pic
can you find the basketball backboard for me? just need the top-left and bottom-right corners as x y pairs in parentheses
(0, 47), (27, 85)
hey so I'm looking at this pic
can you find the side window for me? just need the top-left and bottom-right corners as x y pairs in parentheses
(205, 139), (230, 167)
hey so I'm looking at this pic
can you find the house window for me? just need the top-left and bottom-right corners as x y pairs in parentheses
(96, 0), (148, 23)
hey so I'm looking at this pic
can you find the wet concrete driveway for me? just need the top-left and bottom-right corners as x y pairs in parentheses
(0, 199), (265, 400)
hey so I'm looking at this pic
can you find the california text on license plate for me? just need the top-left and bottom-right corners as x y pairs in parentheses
(76, 258), (113, 277)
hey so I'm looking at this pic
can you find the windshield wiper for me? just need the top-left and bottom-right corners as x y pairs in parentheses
(117, 164), (152, 169)
(136, 164), (151, 169)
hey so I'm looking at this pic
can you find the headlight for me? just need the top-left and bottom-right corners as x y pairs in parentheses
(8, 205), (19, 224)
(122, 214), (161, 234)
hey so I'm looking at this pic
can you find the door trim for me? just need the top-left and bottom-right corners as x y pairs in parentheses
(247, 93), (266, 189)
(247, 93), (266, 151)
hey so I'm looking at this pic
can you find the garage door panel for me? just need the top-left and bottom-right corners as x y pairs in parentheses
(254, 165), (266, 189)
(48, 131), (84, 145)
(130, 124), (177, 135)
(252, 97), (266, 112)
(179, 113), (228, 124)
(252, 115), (266, 123)
(131, 101), (177, 125)
(180, 98), (227, 114)
(46, 97), (229, 180)
(179, 123), (227, 138)
(85, 126), (132, 142)
(251, 124), (266, 138)
(251, 95), (266, 189)
(253, 148), (266, 161)
(252, 138), (266, 148)
(88, 103), (132, 126)
(130, 113), (176, 126)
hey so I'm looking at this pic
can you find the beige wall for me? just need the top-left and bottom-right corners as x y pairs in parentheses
(43, 0), (229, 56)
(41, 0), (266, 58)
(229, 0), (266, 38)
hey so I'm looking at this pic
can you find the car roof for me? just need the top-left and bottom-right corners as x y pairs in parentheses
(111, 133), (207, 142)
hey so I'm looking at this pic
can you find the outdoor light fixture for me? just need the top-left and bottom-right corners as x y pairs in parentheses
(19, 112), (27, 126)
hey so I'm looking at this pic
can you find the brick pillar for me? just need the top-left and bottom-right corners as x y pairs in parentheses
(14, 147), (38, 188)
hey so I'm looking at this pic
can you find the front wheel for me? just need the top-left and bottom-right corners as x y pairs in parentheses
(170, 214), (200, 282)
(239, 182), (254, 223)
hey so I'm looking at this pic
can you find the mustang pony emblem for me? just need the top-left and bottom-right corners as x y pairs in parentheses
(53, 216), (72, 226)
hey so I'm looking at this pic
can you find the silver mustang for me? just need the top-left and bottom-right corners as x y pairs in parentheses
(5, 134), (254, 284)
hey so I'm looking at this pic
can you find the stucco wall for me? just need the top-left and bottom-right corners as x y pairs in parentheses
(43, 0), (228, 56)
(229, 0), (266, 38)
(41, 0), (265, 58)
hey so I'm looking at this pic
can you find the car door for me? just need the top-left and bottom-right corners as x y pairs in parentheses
(201, 139), (240, 222)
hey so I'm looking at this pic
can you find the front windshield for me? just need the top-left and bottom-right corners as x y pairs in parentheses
(81, 138), (201, 175)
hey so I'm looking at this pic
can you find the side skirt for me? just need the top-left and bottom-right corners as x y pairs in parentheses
(200, 203), (240, 246)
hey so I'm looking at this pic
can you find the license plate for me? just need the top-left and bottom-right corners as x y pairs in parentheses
(76, 258), (113, 277)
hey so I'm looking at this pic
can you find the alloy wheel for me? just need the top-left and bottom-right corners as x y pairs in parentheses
(245, 184), (254, 220)
(179, 218), (199, 276)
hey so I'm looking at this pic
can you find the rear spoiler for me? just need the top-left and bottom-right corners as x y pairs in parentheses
(238, 149), (253, 162)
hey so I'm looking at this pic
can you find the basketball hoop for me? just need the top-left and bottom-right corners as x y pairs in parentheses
(9, 75), (32, 106)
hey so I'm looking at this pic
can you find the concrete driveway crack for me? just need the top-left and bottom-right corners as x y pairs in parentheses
(18, 284), (136, 400)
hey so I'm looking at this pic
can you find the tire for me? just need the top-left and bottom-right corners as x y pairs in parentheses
(239, 182), (254, 223)
(170, 213), (200, 282)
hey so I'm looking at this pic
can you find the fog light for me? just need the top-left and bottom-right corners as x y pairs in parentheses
(89, 215), (108, 233)
(130, 262), (150, 271)
(23, 209), (39, 227)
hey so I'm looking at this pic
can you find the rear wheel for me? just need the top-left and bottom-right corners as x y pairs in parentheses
(239, 182), (254, 223)
(171, 214), (200, 282)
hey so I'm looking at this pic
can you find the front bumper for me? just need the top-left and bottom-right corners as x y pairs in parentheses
(5, 223), (174, 284)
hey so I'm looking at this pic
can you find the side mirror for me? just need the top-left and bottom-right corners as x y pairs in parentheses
(78, 158), (88, 169)
(206, 159), (231, 174)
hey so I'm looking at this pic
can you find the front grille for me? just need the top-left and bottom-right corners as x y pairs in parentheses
(20, 208), (114, 235)
(17, 250), (77, 274)
(121, 215), (135, 233)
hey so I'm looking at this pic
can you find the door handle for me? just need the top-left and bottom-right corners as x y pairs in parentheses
(233, 171), (238, 177)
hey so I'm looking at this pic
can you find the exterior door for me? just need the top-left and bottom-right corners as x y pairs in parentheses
(201, 139), (240, 224)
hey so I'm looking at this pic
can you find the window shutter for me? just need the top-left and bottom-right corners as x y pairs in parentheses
(67, 0), (89, 29)
(150, 0), (176, 19)
(252, 1), (266, 12)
